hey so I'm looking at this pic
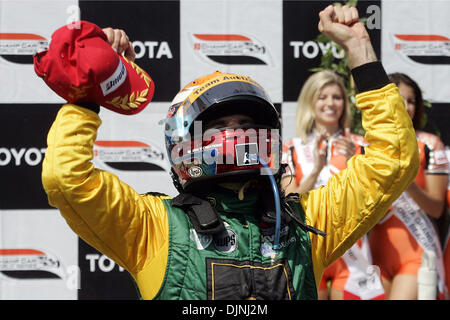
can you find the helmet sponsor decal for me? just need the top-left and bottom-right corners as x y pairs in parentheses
(235, 142), (259, 166)
(187, 73), (262, 104)
(188, 165), (203, 178)
(167, 104), (181, 118)
(169, 85), (200, 110)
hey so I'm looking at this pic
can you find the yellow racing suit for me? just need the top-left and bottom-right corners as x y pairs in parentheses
(42, 62), (419, 299)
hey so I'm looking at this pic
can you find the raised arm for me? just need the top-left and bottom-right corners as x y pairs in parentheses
(40, 23), (167, 278)
(305, 5), (420, 284)
(318, 4), (377, 68)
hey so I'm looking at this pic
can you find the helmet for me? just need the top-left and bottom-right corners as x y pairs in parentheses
(164, 71), (281, 192)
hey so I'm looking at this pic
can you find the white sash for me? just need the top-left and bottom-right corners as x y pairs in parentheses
(342, 236), (385, 299)
(293, 133), (384, 299)
(392, 192), (447, 298)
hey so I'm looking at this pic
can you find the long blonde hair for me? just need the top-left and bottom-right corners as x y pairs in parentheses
(295, 70), (350, 142)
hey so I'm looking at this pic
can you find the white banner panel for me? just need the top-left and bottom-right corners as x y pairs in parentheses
(282, 101), (297, 143)
(180, 0), (283, 102)
(0, 0), (78, 103)
(94, 102), (178, 197)
(381, 0), (450, 103)
(0, 209), (78, 299)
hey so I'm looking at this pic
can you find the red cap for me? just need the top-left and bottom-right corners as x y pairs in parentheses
(33, 20), (154, 115)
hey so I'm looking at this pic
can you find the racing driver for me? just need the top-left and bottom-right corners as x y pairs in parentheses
(40, 5), (419, 299)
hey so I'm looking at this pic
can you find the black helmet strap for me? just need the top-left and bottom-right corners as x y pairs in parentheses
(171, 193), (226, 235)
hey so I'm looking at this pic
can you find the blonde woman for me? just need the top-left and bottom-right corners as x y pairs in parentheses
(281, 70), (385, 300)
(282, 70), (359, 200)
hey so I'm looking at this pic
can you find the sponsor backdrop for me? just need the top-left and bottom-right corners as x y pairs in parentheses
(0, 0), (448, 299)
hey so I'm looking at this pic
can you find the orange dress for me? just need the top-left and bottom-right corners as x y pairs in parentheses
(283, 131), (384, 299)
(369, 131), (449, 299)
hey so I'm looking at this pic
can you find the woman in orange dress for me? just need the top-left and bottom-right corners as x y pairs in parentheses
(369, 73), (449, 299)
(282, 70), (384, 300)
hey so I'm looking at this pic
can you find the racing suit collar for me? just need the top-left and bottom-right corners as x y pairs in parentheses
(200, 184), (260, 216)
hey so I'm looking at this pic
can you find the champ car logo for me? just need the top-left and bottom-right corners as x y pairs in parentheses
(191, 33), (272, 65)
(93, 140), (166, 171)
(393, 34), (450, 65)
(0, 33), (49, 64)
(0, 248), (65, 279)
